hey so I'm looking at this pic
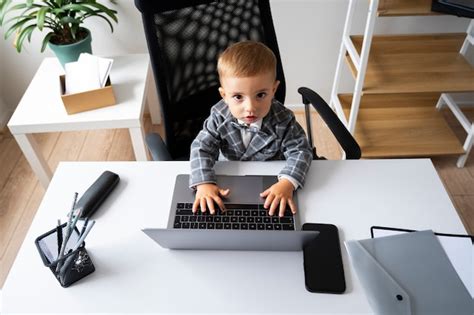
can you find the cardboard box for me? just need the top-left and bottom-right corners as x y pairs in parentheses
(59, 75), (116, 114)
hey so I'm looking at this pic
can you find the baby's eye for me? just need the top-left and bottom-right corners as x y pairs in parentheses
(256, 92), (267, 99)
(232, 94), (243, 101)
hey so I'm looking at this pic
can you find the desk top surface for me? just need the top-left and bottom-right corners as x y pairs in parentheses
(8, 54), (149, 134)
(2, 159), (467, 314)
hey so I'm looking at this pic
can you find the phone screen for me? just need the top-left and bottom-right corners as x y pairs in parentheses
(302, 223), (346, 293)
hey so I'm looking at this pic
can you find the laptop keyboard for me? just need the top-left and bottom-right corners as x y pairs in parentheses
(173, 203), (295, 230)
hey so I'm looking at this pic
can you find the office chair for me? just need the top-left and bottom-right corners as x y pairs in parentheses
(135, 0), (360, 161)
(298, 87), (361, 159)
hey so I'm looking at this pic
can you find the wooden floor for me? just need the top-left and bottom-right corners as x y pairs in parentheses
(0, 109), (473, 289)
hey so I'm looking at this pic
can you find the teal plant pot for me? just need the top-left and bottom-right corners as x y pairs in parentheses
(48, 28), (92, 68)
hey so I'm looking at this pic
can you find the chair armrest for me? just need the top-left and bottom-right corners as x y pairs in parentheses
(297, 87), (361, 160)
(145, 133), (173, 161)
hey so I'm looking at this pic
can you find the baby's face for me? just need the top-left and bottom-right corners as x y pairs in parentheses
(219, 72), (279, 125)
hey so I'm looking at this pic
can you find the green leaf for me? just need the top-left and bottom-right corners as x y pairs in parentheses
(40, 31), (54, 52)
(71, 23), (79, 38)
(0, 0), (13, 22)
(51, 7), (66, 16)
(37, 6), (49, 30)
(1, 2), (25, 25)
(60, 4), (95, 15)
(6, 2), (28, 11)
(3, 13), (32, 26)
(18, 4), (43, 20)
(2, 3), (44, 27)
(27, 26), (33, 41)
(90, 13), (114, 32)
(59, 15), (80, 23)
(4, 16), (34, 39)
(82, 2), (117, 22)
(42, 0), (58, 8)
(15, 24), (35, 52)
(0, 1), (7, 13)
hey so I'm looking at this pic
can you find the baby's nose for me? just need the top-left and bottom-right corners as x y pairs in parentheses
(244, 100), (256, 112)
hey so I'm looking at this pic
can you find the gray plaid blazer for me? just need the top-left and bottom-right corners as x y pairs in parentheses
(190, 99), (313, 188)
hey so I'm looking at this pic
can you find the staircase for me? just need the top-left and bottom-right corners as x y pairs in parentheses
(330, 0), (474, 165)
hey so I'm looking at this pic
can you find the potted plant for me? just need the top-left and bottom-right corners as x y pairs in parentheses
(0, 0), (118, 67)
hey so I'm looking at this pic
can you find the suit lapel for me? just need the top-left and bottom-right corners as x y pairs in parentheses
(231, 128), (247, 155)
(218, 119), (246, 156)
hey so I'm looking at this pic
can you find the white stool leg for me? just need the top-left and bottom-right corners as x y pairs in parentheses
(457, 124), (474, 168)
(129, 126), (149, 161)
(13, 133), (52, 188)
(145, 64), (162, 125)
(436, 93), (446, 111)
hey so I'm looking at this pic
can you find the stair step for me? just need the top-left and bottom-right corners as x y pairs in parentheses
(378, 0), (442, 16)
(339, 93), (465, 158)
(346, 34), (474, 94)
(352, 34), (465, 54)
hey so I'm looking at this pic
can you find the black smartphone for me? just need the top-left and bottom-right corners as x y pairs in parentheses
(302, 223), (346, 294)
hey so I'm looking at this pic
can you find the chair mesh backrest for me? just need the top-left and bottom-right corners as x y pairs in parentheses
(136, 0), (286, 159)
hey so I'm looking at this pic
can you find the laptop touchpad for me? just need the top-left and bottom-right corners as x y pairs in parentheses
(216, 175), (276, 204)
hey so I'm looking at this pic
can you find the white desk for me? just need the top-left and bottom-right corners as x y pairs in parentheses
(7, 54), (157, 188)
(1, 159), (468, 314)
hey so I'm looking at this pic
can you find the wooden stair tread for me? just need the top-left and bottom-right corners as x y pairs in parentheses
(378, 0), (442, 16)
(339, 93), (465, 158)
(346, 34), (474, 94)
(351, 34), (465, 54)
(339, 92), (442, 108)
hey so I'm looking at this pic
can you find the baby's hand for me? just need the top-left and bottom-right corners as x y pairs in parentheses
(193, 183), (230, 214)
(260, 179), (296, 217)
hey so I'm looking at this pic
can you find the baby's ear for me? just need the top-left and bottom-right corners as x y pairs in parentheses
(273, 80), (280, 93)
(218, 87), (226, 99)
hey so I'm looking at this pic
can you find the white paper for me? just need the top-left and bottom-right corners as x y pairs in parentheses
(373, 228), (474, 298)
(78, 53), (113, 87)
(65, 58), (101, 94)
(64, 54), (114, 94)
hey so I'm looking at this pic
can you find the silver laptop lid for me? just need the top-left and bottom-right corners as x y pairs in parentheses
(142, 229), (319, 251)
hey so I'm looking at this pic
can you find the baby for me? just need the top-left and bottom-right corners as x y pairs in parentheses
(189, 41), (313, 217)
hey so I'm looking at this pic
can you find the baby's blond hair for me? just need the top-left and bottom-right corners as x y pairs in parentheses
(217, 41), (276, 80)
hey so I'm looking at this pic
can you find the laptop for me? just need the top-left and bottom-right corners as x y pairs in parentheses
(143, 175), (319, 250)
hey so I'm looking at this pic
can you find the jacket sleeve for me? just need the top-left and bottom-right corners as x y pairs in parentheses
(278, 116), (313, 188)
(189, 111), (222, 188)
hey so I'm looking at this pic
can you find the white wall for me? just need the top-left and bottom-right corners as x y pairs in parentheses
(0, 25), (11, 127)
(0, 0), (472, 127)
